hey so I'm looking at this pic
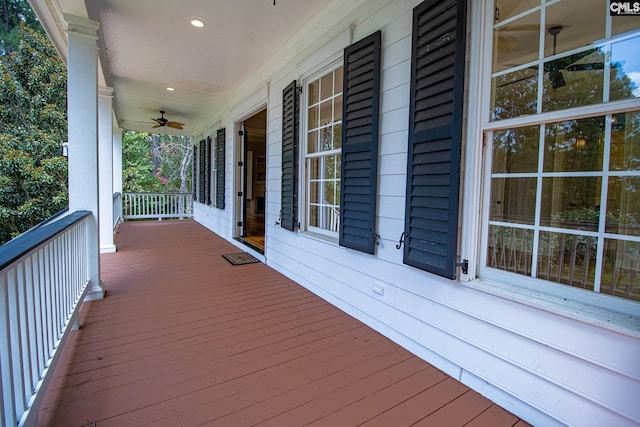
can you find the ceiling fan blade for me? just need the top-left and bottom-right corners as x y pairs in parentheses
(152, 118), (165, 125)
(565, 63), (604, 71)
(167, 123), (184, 130)
(167, 121), (185, 127)
(152, 124), (163, 129)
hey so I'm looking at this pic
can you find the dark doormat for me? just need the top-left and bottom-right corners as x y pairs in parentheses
(222, 252), (260, 266)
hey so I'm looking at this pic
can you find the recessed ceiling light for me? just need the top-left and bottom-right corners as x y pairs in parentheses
(190, 19), (205, 28)
(166, 87), (175, 92)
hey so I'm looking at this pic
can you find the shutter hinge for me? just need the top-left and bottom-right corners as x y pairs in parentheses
(238, 191), (243, 197)
(237, 221), (243, 227)
(238, 130), (244, 136)
(456, 259), (469, 275)
(238, 161), (243, 166)
(369, 227), (380, 246)
(395, 231), (408, 250)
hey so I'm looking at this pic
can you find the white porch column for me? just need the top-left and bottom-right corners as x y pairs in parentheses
(99, 87), (115, 254)
(113, 128), (123, 195)
(65, 14), (104, 300)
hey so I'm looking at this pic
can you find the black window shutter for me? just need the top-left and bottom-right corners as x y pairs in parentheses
(339, 30), (382, 254)
(193, 145), (198, 201)
(198, 139), (206, 203)
(403, 0), (466, 278)
(205, 136), (212, 205)
(215, 128), (226, 209)
(281, 80), (299, 231)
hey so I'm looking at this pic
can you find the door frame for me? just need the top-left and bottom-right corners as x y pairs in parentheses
(233, 105), (268, 253)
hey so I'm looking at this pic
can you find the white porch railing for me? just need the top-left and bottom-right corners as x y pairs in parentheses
(123, 192), (194, 220)
(113, 192), (123, 229)
(0, 210), (92, 427)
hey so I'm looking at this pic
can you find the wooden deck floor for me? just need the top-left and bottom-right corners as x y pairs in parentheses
(39, 220), (528, 426)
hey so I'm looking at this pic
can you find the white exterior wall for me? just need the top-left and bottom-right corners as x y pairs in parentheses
(193, 1), (640, 425)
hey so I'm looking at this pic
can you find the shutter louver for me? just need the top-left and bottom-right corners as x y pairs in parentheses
(403, 0), (466, 278)
(215, 128), (226, 209)
(198, 139), (206, 203)
(339, 30), (382, 254)
(281, 80), (299, 231)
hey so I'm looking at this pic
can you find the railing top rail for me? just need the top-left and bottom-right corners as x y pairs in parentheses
(0, 210), (91, 270)
(124, 192), (192, 196)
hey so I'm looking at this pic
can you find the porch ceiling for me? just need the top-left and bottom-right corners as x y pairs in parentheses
(30, 0), (335, 136)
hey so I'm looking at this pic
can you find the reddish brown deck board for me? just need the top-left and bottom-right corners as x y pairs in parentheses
(38, 220), (529, 426)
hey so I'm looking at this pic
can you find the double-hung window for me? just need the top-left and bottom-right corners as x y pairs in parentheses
(483, 0), (640, 304)
(304, 65), (344, 236)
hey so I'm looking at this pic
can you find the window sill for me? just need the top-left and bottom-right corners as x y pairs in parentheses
(464, 276), (640, 339)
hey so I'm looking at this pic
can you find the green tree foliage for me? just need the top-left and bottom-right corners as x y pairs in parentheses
(122, 130), (192, 193)
(0, 0), (42, 54)
(0, 24), (68, 244)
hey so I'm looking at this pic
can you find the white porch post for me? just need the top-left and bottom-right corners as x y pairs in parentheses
(99, 87), (116, 253)
(65, 14), (105, 300)
(113, 128), (123, 195)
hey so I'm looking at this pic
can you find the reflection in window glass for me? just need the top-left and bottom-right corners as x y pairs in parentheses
(542, 49), (605, 113)
(492, 11), (540, 73)
(610, 35), (640, 101)
(610, 112), (640, 171)
(540, 177), (601, 231)
(606, 177), (640, 236)
(493, 127), (540, 173)
(537, 231), (597, 291)
(494, 0), (539, 22)
(491, 68), (538, 120)
(543, 117), (605, 172)
(601, 239), (640, 301)
(544, 3), (605, 59)
(490, 178), (537, 224)
(487, 225), (533, 275)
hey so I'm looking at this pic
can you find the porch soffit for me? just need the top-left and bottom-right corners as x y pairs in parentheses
(31, 0), (336, 136)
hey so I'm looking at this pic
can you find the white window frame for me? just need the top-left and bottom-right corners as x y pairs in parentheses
(461, 0), (640, 325)
(301, 60), (344, 240)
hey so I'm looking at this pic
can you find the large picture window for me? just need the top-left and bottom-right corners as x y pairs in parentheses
(305, 65), (343, 235)
(484, 0), (640, 303)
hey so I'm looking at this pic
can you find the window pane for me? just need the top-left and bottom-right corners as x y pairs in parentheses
(334, 94), (343, 122)
(487, 225), (534, 275)
(490, 178), (537, 224)
(307, 130), (319, 154)
(610, 111), (640, 171)
(543, 117), (605, 172)
(308, 105), (319, 130)
(309, 157), (319, 179)
(309, 181), (319, 204)
(491, 68), (538, 120)
(493, 126), (540, 173)
(309, 204), (319, 227)
(610, 35), (640, 101)
(321, 73), (333, 100)
(320, 100), (332, 127)
(492, 11), (540, 73)
(494, 0), (540, 22)
(537, 231), (597, 291)
(540, 177), (601, 231)
(320, 127), (333, 152)
(606, 177), (640, 236)
(333, 123), (342, 150)
(601, 239), (640, 302)
(335, 67), (344, 95)
(612, 16), (640, 37)
(309, 80), (319, 105)
(542, 49), (605, 112)
(544, 2), (605, 59)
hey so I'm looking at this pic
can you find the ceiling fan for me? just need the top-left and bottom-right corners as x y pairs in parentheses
(151, 111), (185, 130)
(498, 25), (605, 90)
